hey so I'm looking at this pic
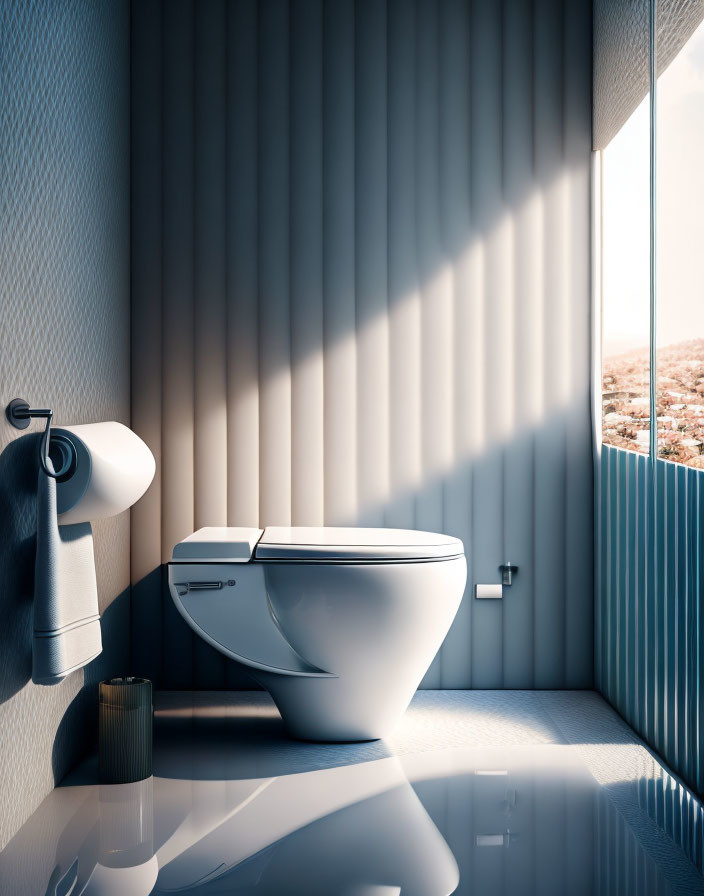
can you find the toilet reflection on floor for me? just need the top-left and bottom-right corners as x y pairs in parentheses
(154, 759), (458, 895)
(2, 743), (703, 895)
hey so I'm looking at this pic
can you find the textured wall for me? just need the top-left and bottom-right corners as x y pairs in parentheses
(0, 0), (130, 849)
(593, 0), (704, 150)
(597, 446), (704, 800)
(131, 0), (594, 691)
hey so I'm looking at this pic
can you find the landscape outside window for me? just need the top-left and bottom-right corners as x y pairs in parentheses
(602, 17), (704, 470)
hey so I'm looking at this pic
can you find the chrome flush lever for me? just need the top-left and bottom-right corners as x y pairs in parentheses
(175, 580), (236, 596)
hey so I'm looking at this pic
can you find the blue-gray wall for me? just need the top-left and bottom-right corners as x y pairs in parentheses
(597, 446), (704, 800)
(130, 0), (594, 691)
(0, 0), (130, 850)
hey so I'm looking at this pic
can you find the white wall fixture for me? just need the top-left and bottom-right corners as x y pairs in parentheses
(168, 526), (466, 741)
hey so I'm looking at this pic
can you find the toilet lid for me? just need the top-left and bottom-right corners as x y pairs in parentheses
(255, 527), (464, 561)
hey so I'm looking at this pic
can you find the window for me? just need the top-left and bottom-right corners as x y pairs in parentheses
(601, 95), (651, 455)
(656, 16), (704, 469)
(600, 7), (704, 469)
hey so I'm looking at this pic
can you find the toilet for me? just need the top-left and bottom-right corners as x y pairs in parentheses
(168, 526), (466, 742)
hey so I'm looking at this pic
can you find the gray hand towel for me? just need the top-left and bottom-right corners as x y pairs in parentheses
(33, 466), (102, 685)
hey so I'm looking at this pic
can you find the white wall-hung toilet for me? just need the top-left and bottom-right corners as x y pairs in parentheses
(168, 527), (466, 742)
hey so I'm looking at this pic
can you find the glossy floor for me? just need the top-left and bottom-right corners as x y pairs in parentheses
(2, 691), (704, 895)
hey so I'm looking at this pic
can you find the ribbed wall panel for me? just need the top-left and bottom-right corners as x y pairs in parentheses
(162, 0), (196, 689)
(227, 0), (260, 530)
(598, 445), (704, 800)
(131, 0), (593, 690)
(291, 0), (325, 527)
(194, 0), (229, 686)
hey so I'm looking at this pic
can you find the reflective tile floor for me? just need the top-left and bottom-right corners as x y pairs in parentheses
(2, 690), (704, 895)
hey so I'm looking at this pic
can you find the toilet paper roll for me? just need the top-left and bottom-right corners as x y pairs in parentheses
(51, 422), (155, 524)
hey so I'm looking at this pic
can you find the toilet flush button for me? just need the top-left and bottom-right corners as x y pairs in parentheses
(174, 580), (237, 597)
(475, 583), (503, 599)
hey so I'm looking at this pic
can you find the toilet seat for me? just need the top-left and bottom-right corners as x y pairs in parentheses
(256, 526), (463, 562)
(171, 525), (464, 563)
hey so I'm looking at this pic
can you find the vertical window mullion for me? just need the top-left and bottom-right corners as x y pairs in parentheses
(649, 0), (657, 462)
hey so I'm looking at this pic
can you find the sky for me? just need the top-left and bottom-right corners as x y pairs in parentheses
(602, 18), (704, 358)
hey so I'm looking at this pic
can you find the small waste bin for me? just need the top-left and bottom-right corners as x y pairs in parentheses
(99, 677), (152, 784)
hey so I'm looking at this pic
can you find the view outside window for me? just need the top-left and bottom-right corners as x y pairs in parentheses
(601, 95), (651, 455)
(656, 16), (704, 469)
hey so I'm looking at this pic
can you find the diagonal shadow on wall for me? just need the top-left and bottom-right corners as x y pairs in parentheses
(130, 0), (593, 692)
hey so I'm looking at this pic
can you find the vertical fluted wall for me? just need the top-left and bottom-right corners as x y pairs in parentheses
(597, 446), (704, 800)
(131, 0), (593, 690)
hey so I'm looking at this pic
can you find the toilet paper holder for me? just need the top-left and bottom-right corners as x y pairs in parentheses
(5, 397), (77, 480)
(499, 563), (519, 586)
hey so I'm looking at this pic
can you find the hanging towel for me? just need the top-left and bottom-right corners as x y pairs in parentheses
(33, 464), (102, 685)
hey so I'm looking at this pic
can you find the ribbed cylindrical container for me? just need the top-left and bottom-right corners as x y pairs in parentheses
(99, 677), (152, 784)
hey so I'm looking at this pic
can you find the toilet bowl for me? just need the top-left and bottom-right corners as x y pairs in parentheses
(168, 526), (466, 741)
